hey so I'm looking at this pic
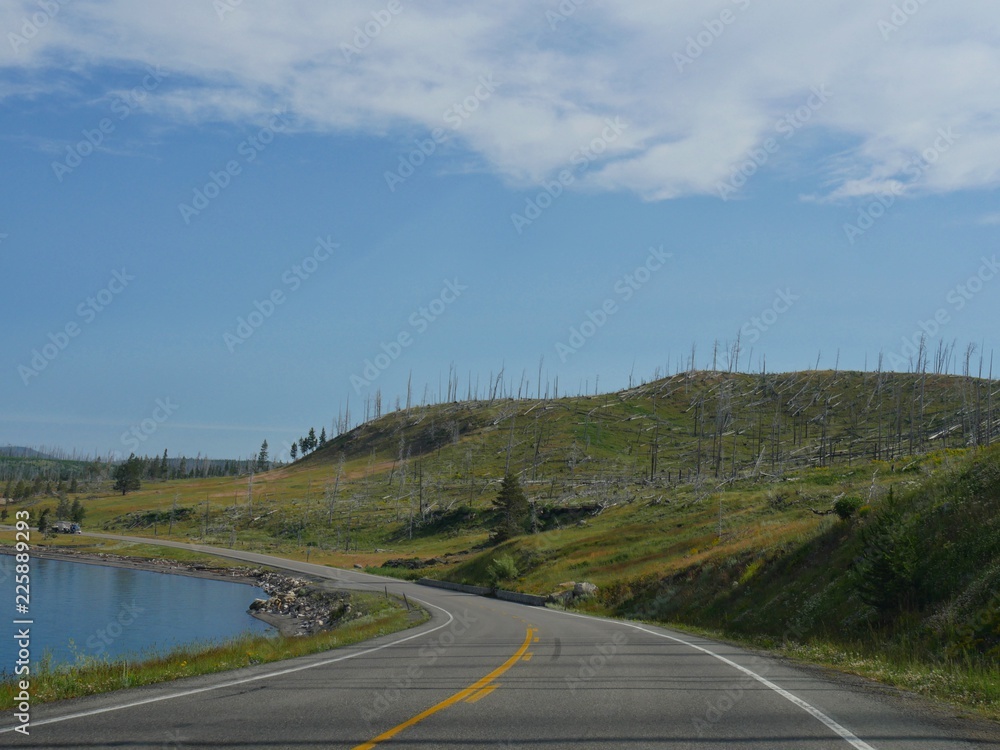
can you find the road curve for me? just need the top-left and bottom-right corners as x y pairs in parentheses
(1, 534), (996, 748)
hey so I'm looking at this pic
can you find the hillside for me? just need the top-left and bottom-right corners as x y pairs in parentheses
(0, 446), (53, 459)
(16, 369), (1000, 710)
(55, 369), (996, 546)
(0, 454), (94, 486)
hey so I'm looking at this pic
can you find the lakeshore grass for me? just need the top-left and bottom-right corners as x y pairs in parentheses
(0, 592), (425, 709)
(9, 371), (1000, 721)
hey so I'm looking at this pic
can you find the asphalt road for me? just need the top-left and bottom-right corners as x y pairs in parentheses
(2, 534), (998, 749)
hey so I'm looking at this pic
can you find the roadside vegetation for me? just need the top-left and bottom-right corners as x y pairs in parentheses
(4, 368), (1000, 716)
(0, 591), (423, 709)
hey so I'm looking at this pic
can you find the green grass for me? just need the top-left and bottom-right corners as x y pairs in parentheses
(665, 622), (1000, 721)
(0, 592), (425, 709)
(9, 369), (1000, 715)
(51, 371), (995, 554)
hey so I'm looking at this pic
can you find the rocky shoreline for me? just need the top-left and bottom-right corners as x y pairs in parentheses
(0, 546), (355, 638)
(249, 571), (354, 636)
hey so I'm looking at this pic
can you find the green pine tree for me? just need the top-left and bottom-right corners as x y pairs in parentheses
(113, 453), (143, 496)
(491, 474), (530, 544)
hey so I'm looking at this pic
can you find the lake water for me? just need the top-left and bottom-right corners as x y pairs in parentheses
(0, 555), (271, 673)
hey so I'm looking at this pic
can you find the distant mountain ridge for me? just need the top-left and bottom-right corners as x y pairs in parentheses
(0, 446), (54, 459)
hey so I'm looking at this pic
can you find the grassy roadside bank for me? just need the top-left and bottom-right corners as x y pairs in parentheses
(7, 372), (1000, 723)
(0, 590), (426, 710)
(420, 445), (1000, 723)
(0, 538), (430, 710)
(650, 620), (1000, 722)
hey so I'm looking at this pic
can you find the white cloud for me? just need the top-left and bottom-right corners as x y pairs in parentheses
(3, 0), (1000, 201)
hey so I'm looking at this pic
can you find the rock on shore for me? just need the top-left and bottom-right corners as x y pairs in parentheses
(247, 571), (353, 636)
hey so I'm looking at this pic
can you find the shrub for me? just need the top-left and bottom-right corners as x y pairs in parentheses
(833, 496), (864, 520)
(487, 554), (519, 585)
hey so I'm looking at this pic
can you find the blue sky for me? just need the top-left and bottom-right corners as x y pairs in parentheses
(2, 1), (999, 460)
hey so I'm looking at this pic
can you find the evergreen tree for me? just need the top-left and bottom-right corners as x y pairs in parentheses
(306, 427), (317, 452)
(159, 449), (169, 478)
(69, 477), (79, 493)
(290, 442), (298, 460)
(70, 499), (86, 524)
(37, 508), (50, 533)
(257, 440), (270, 472)
(491, 474), (530, 543)
(56, 494), (71, 520)
(319, 427), (327, 447)
(854, 487), (917, 616)
(113, 453), (143, 495)
(177, 457), (187, 478)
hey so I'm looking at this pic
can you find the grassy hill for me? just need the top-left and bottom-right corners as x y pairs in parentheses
(0, 454), (95, 485)
(74, 368), (996, 547)
(19, 369), (1000, 713)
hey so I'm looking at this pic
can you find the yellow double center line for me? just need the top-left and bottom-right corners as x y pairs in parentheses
(353, 627), (537, 749)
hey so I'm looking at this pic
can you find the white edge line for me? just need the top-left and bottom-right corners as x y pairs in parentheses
(0, 600), (454, 734)
(549, 608), (878, 750)
(6, 535), (874, 748)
